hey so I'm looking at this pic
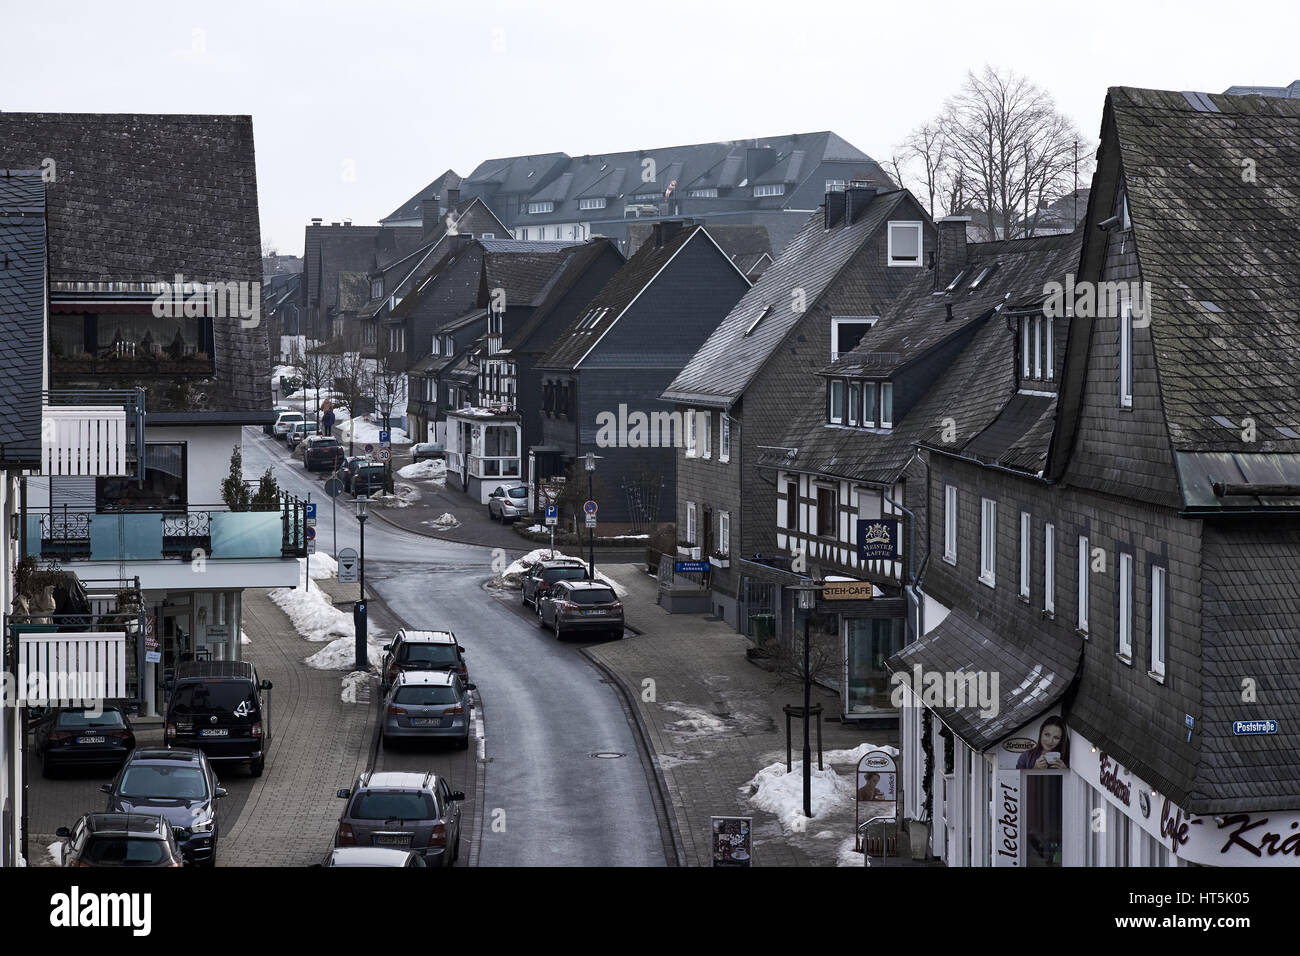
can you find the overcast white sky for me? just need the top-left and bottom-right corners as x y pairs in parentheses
(4, 0), (1297, 252)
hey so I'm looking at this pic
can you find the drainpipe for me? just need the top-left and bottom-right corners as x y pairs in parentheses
(882, 490), (923, 645)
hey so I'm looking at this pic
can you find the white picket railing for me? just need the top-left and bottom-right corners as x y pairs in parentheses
(42, 405), (129, 476)
(15, 630), (128, 704)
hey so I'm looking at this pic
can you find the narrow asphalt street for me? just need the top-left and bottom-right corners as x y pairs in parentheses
(240, 428), (669, 866)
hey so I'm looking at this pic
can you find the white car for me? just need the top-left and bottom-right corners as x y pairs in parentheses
(273, 411), (304, 440)
(487, 484), (529, 522)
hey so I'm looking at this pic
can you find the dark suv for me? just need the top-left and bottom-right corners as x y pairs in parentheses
(56, 812), (186, 867)
(102, 749), (226, 866)
(303, 435), (346, 472)
(380, 629), (467, 693)
(352, 461), (393, 496)
(521, 558), (589, 609)
(334, 771), (464, 866)
(165, 661), (272, 776)
(538, 580), (624, 640)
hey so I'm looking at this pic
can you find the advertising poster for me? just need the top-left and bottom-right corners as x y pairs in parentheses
(711, 816), (752, 867)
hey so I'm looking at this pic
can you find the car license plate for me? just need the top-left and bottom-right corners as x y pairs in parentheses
(76, 736), (106, 744)
(375, 834), (410, 847)
(583, 609), (606, 615)
(199, 728), (229, 737)
(410, 718), (442, 727)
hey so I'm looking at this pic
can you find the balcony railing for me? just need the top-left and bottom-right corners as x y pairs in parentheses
(43, 389), (146, 478)
(25, 494), (308, 562)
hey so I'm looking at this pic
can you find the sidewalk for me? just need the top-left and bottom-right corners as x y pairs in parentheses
(585, 564), (911, 867)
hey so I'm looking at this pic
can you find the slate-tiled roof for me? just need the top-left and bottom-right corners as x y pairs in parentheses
(1223, 80), (1300, 99)
(484, 252), (579, 307)
(1106, 87), (1300, 454)
(664, 191), (913, 406)
(502, 239), (622, 352)
(536, 224), (709, 370)
(889, 607), (1081, 752)
(379, 169), (462, 224)
(0, 170), (47, 466)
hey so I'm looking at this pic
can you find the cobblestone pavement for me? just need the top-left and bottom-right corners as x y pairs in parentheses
(585, 565), (901, 867)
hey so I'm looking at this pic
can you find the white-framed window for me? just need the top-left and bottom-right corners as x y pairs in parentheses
(1044, 523), (1056, 615)
(1120, 299), (1133, 408)
(753, 184), (785, 198)
(1022, 318), (1032, 379)
(431, 336), (441, 355)
(517, 227), (529, 240)
(880, 382), (894, 429)
(888, 221), (923, 266)
(720, 416), (731, 463)
(578, 197), (606, 210)
(1046, 316), (1055, 380)
(943, 485), (958, 565)
(689, 187), (718, 199)
(829, 381), (845, 424)
(1019, 512), (1031, 599)
(1151, 566), (1167, 680)
(702, 412), (712, 458)
(979, 498), (997, 587)
(686, 501), (697, 545)
(1078, 535), (1090, 633)
(830, 316), (876, 360)
(825, 179), (848, 193)
(847, 383), (859, 426)
(685, 409), (697, 457)
(527, 201), (554, 214)
(718, 511), (730, 555)
(1118, 552), (1134, 661)
(1033, 317), (1043, 379)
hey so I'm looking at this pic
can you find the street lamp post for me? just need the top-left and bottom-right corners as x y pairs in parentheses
(354, 495), (369, 670)
(794, 584), (818, 818)
(583, 452), (601, 581)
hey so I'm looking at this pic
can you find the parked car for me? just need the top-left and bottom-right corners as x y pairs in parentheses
(338, 455), (369, 490)
(380, 629), (466, 692)
(264, 406), (291, 436)
(35, 704), (135, 777)
(287, 421), (319, 450)
(351, 461), (393, 497)
(303, 435), (346, 472)
(411, 442), (446, 463)
(273, 410), (304, 440)
(102, 748), (226, 866)
(165, 660), (272, 776)
(334, 771), (464, 866)
(538, 579), (624, 640)
(323, 846), (426, 867)
(487, 484), (529, 522)
(381, 671), (475, 750)
(56, 812), (186, 868)
(521, 558), (590, 608)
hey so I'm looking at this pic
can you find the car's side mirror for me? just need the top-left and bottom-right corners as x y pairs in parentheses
(450, 791), (465, 801)
(260, 679), (273, 690)
(215, 787), (228, 799)
(55, 827), (71, 838)
(172, 827), (187, 842)
(99, 784), (112, 794)
(466, 683), (477, 691)
(335, 788), (351, 799)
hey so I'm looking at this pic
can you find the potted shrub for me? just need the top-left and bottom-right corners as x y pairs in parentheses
(709, 550), (730, 569)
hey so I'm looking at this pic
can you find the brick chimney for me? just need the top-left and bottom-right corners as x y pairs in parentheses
(844, 183), (877, 225)
(935, 216), (971, 288)
(824, 190), (847, 229)
(653, 219), (688, 248)
(446, 187), (461, 211)
(421, 196), (441, 237)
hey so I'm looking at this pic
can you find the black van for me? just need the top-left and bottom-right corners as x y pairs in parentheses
(165, 661), (272, 776)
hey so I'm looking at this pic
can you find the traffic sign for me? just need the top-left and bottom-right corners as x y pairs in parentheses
(584, 500), (598, 516)
(324, 477), (345, 498)
(585, 514), (597, 528)
(305, 503), (317, 519)
(338, 547), (359, 584)
(545, 504), (558, 526)
(305, 518), (316, 527)
(307, 539), (316, 554)
(378, 448), (391, 462)
(364, 443), (374, 454)
(379, 429), (391, 445)
(305, 526), (316, 540)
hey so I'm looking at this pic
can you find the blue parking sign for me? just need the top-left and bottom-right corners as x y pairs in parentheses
(379, 429), (391, 444)
(545, 505), (558, 519)
(305, 503), (317, 519)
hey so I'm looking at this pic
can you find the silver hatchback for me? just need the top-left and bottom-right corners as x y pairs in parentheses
(381, 671), (475, 750)
(334, 771), (464, 867)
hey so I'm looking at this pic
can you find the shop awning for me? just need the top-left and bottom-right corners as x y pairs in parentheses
(887, 608), (1081, 752)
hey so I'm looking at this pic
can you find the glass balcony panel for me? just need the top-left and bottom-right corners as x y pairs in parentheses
(89, 514), (164, 560)
(210, 511), (284, 559)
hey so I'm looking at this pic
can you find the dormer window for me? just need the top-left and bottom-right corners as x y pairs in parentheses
(830, 315), (877, 361)
(579, 197), (606, 210)
(847, 383), (860, 426)
(1021, 314), (1056, 384)
(754, 184), (785, 198)
(527, 201), (554, 214)
(689, 187), (718, 199)
(887, 222), (923, 267)
(829, 381), (845, 424)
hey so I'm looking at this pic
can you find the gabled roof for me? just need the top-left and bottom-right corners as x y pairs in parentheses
(664, 190), (913, 406)
(536, 224), (743, 370)
(0, 170), (47, 466)
(379, 169), (461, 224)
(483, 251), (579, 307)
(502, 239), (623, 352)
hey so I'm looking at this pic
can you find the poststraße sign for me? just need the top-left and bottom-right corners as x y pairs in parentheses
(822, 580), (874, 601)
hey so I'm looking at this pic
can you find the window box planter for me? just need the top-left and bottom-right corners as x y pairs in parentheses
(709, 554), (730, 569)
(676, 544), (701, 560)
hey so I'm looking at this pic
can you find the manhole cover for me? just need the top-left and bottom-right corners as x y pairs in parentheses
(589, 751), (626, 759)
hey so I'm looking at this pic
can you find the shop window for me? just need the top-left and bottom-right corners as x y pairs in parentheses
(1025, 775), (1063, 867)
(845, 617), (904, 716)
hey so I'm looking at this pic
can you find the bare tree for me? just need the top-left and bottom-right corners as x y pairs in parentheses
(895, 121), (949, 219)
(294, 346), (337, 426)
(760, 616), (843, 691)
(333, 350), (370, 456)
(938, 66), (1088, 239)
(369, 350), (404, 433)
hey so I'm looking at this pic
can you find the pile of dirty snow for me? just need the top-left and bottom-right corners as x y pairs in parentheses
(425, 512), (461, 530)
(342, 416), (411, 445)
(398, 459), (447, 481)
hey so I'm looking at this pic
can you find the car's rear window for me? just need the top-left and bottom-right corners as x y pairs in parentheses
(56, 709), (126, 729)
(312, 438), (339, 447)
(506, 487), (527, 499)
(83, 836), (168, 866)
(399, 644), (458, 665)
(350, 791), (436, 820)
(359, 466), (386, 478)
(566, 588), (617, 605)
(543, 567), (588, 583)
(171, 680), (257, 716)
(393, 685), (459, 705)
(119, 766), (207, 800)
